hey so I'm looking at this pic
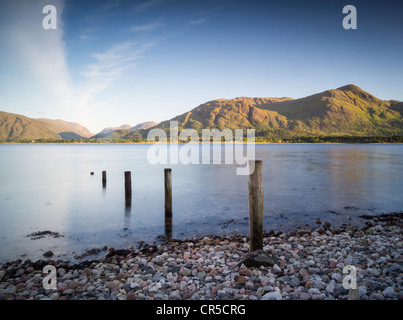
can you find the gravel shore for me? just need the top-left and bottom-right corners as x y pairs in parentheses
(1, 213), (402, 300)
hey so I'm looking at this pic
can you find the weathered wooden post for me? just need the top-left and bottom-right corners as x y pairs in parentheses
(164, 168), (172, 238)
(125, 171), (132, 202)
(248, 160), (263, 252)
(102, 171), (107, 187)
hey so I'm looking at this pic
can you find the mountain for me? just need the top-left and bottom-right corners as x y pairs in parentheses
(0, 111), (61, 142)
(0, 111), (93, 142)
(99, 124), (133, 135)
(131, 121), (158, 130)
(36, 118), (93, 139)
(153, 85), (403, 138)
(2, 85), (402, 142)
(94, 121), (158, 139)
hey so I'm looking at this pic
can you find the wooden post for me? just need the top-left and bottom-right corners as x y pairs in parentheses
(102, 171), (107, 187)
(248, 160), (263, 252)
(125, 171), (132, 202)
(164, 169), (172, 218)
(165, 216), (172, 239)
(164, 168), (172, 238)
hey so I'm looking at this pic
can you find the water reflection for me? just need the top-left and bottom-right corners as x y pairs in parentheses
(0, 144), (402, 263)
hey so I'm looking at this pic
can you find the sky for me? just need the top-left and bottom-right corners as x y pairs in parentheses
(0, 0), (402, 133)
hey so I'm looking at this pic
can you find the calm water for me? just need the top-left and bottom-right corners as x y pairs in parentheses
(0, 144), (402, 263)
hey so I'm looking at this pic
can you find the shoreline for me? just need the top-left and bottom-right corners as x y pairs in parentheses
(1, 142), (403, 145)
(0, 213), (402, 300)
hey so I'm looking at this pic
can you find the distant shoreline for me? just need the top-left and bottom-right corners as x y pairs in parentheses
(1, 142), (403, 145)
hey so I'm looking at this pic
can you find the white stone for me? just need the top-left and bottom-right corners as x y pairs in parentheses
(382, 287), (395, 298)
(326, 283), (335, 294)
(331, 273), (343, 282)
(262, 291), (282, 300)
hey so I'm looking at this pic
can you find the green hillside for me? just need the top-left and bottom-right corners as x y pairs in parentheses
(0, 112), (93, 142)
(2, 85), (402, 143)
(0, 111), (61, 142)
(149, 85), (403, 139)
(36, 118), (93, 139)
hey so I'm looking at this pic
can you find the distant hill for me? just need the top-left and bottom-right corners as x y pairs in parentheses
(94, 121), (158, 139)
(0, 111), (61, 142)
(131, 121), (157, 130)
(36, 118), (93, 139)
(152, 85), (403, 138)
(98, 125), (133, 135)
(2, 85), (402, 142)
(0, 111), (93, 142)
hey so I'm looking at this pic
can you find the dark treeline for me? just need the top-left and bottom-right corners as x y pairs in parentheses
(8, 135), (403, 144)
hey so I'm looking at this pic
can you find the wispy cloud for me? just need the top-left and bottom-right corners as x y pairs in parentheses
(80, 41), (153, 89)
(190, 17), (207, 25)
(130, 0), (166, 13)
(76, 41), (155, 121)
(100, 0), (126, 11)
(79, 27), (99, 41)
(0, 0), (156, 130)
(129, 22), (164, 32)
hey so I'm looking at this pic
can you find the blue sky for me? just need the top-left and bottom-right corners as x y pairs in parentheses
(0, 0), (402, 133)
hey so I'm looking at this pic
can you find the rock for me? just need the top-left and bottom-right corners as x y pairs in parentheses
(369, 293), (385, 300)
(43, 251), (54, 258)
(16, 268), (25, 276)
(62, 289), (75, 295)
(126, 292), (136, 300)
(297, 229), (311, 236)
(235, 275), (247, 285)
(331, 273), (343, 282)
(25, 267), (35, 274)
(16, 283), (25, 290)
(272, 264), (282, 274)
(0, 270), (6, 281)
(299, 292), (312, 300)
(358, 286), (367, 298)
(262, 292), (282, 300)
(180, 268), (191, 277)
(308, 288), (320, 295)
(382, 287), (395, 298)
(106, 281), (119, 290)
(239, 269), (253, 277)
(326, 283), (335, 294)
(312, 294), (324, 300)
(241, 250), (278, 268)
(50, 293), (59, 300)
(196, 272), (206, 280)
(68, 281), (80, 290)
(83, 268), (92, 276)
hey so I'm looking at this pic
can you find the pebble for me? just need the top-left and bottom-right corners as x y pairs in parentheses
(262, 291), (282, 300)
(299, 292), (312, 300)
(0, 214), (401, 301)
(382, 287), (395, 298)
(369, 293), (385, 300)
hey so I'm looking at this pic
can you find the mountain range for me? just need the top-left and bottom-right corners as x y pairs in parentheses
(154, 85), (403, 138)
(0, 111), (157, 142)
(1, 85), (402, 142)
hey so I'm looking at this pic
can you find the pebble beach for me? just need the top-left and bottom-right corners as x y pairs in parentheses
(0, 213), (402, 301)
